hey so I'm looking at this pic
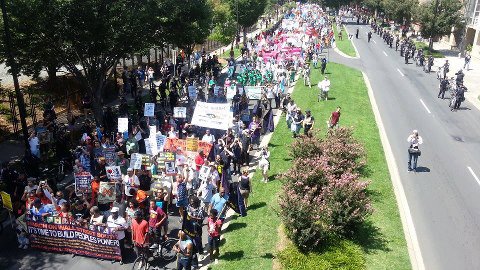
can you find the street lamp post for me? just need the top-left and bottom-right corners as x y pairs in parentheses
(0, 0), (30, 152)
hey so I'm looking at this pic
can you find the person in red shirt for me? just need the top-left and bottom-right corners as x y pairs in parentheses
(329, 106), (341, 129)
(194, 149), (205, 171)
(148, 200), (167, 249)
(131, 211), (149, 260)
(207, 209), (222, 264)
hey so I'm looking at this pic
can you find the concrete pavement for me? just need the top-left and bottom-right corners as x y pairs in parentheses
(339, 22), (480, 270)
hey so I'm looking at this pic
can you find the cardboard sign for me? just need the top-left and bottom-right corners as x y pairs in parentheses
(144, 103), (155, 117)
(105, 166), (122, 180)
(156, 134), (167, 152)
(145, 139), (154, 156)
(0, 191), (13, 211)
(98, 182), (116, 204)
(130, 153), (142, 170)
(244, 86), (263, 100)
(186, 137), (199, 152)
(227, 85), (237, 99)
(74, 172), (92, 195)
(198, 165), (211, 181)
(165, 161), (176, 176)
(174, 107), (187, 118)
(118, 118), (128, 133)
(104, 146), (116, 166)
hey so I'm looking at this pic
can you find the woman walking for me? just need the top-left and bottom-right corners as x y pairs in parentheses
(407, 130), (423, 172)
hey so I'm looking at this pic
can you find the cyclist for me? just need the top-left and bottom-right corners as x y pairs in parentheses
(132, 211), (149, 268)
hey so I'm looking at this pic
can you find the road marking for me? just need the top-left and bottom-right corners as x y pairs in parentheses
(372, 40), (377, 44)
(467, 167), (480, 186)
(419, 99), (431, 114)
(397, 68), (405, 77)
(383, 51), (388, 56)
(362, 72), (425, 270)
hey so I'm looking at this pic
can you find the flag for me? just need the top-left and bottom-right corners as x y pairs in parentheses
(227, 183), (247, 217)
(267, 109), (275, 133)
(220, 171), (230, 195)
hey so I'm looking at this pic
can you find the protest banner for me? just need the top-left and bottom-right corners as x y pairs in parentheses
(27, 220), (121, 261)
(156, 134), (167, 152)
(244, 86), (263, 100)
(186, 137), (199, 152)
(118, 118), (128, 133)
(191, 102), (232, 130)
(165, 138), (187, 155)
(130, 153), (142, 170)
(0, 191), (13, 211)
(98, 182), (116, 204)
(105, 166), (122, 180)
(173, 107), (187, 118)
(198, 141), (213, 157)
(104, 146), (116, 166)
(74, 172), (92, 195)
(144, 103), (155, 117)
(141, 155), (152, 166)
(188, 85), (197, 100)
(198, 165), (211, 181)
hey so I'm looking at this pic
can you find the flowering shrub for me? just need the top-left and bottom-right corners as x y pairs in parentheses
(279, 127), (372, 252)
(289, 130), (324, 159)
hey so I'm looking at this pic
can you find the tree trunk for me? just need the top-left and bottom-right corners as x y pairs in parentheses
(46, 65), (57, 91)
(243, 26), (247, 46)
(429, 37), (434, 51)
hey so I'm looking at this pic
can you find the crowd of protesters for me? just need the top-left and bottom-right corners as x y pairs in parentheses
(0, 3), (339, 270)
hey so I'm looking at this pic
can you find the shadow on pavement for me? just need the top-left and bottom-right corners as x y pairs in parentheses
(415, 166), (430, 173)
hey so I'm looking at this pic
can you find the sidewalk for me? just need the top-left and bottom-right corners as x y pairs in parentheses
(431, 42), (480, 111)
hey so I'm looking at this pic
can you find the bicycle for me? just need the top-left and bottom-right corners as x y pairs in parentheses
(131, 237), (178, 270)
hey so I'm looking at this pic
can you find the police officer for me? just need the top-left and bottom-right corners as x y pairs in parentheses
(453, 84), (466, 111)
(438, 78), (449, 99)
(454, 69), (464, 87)
(367, 31), (372, 42)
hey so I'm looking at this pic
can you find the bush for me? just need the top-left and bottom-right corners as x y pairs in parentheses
(289, 130), (324, 159)
(278, 241), (365, 270)
(279, 127), (372, 252)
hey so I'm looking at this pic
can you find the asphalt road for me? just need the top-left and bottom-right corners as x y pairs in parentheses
(336, 22), (480, 270)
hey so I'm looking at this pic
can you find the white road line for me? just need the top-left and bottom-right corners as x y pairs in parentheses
(397, 68), (405, 77)
(383, 51), (388, 56)
(419, 99), (431, 114)
(372, 40), (377, 44)
(467, 167), (480, 186)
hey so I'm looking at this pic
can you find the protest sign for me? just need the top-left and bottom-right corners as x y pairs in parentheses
(27, 220), (121, 261)
(130, 153), (142, 170)
(165, 161), (176, 176)
(188, 85), (197, 100)
(226, 85), (236, 99)
(156, 134), (167, 152)
(191, 102), (232, 130)
(165, 138), (187, 155)
(105, 166), (122, 180)
(198, 141), (213, 156)
(74, 172), (92, 195)
(0, 191), (13, 211)
(198, 165), (211, 181)
(98, 182), (116, 204)
(244, 86), (263, 100)
(145, 139), (154, 155)
(118, 118), (128, 133)
(141, 154), (152, 166)
(186, 137), (199, 152)
(104, 146), (116, 166)
(173, 107), (187, 118)
(144, 103), (155, 117)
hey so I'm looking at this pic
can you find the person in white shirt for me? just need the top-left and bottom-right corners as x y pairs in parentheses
(123, 168), (140, 197)
(197, 179), (214, 210)
(202, 129), (215, 144)
(107, 207), (127, 264)
(407, 130), (423, 172)
(29, 131), (40, 158)
(168, 126), (178, 139)
(318, 76), (330, 101)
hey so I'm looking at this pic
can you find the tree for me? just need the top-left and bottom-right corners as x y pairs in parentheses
(362, 0), (383, 17)
(2, 0), (63, 88)
(161, 0), (212, 64)
(228, 0), (267, 45)
(55, 0), (160, 123)
(382, 0), (418, 25)
(415, 0), (463, 50)
(209, 0), (237, 48)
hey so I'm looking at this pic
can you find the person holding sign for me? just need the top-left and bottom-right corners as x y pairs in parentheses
(123, 168), (140, 197)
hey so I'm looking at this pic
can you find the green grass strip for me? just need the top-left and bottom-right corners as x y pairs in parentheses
(212, 62), (410, 270)
(414, 42), (445, 58)
(333, 24), (357, 57)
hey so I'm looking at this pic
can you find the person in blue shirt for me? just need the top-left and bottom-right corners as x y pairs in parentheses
(30, 198), (55, 221)
(208, 188), (229, 220)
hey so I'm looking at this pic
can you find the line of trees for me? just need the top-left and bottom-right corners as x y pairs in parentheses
(0, 0), (268, 122)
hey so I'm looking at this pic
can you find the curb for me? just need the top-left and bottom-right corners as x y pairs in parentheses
(341, 25), (361, 59)
(362, 72), (425, 270)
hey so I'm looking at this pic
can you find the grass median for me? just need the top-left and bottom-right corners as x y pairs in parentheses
(211, 62), (410, 270)
(333, 24), (357, 57)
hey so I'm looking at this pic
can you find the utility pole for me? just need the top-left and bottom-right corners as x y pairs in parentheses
(0, 0), (30, 152)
